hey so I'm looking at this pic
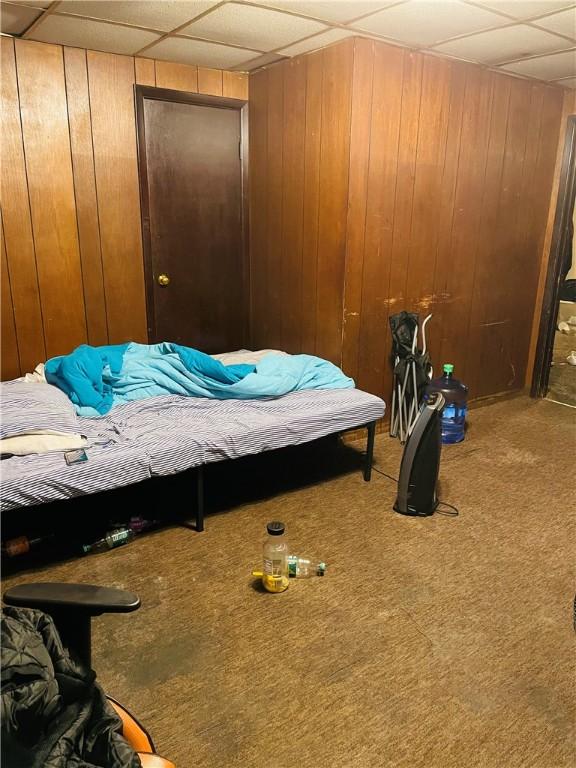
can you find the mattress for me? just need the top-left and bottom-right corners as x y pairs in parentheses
(0, 388), (384, 511)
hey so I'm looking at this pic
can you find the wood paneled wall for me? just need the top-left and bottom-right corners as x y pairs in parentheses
(249, 37), (564, 402)
(0, 37), (248, 379)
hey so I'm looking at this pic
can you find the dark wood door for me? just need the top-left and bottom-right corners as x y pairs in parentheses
(137, 88), (247, 351)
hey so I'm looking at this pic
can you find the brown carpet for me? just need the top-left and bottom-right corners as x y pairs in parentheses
(3, 396), (575, 768)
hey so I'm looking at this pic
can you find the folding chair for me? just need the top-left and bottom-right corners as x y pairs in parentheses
(389, 312), (433, 444)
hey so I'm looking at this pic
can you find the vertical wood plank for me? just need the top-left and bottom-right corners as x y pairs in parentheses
(63, 45), (108, 346)
(383, 50), (423, 395)
(223, 71), (248, 100)
(342, 38), (374, 381)
(386, 51), (423, 311)
(16, 39), (87, 358)
(404, 56), (452, 314)
(435, 66), (492, 383)
(356, 42), (404, 398)
(429, 60), (467, 377)
(155, 60), (198, 91)
(135, 56), (155, 86)
(87, 51), (147, 343)
(0, 214), (21, 379)
(0, 38), (46, 372)
(280, 57), (306, 352)
(478, 77), (532, 396)
(248, 69), (268, 348)
(316, 39), (353, 364)
(465, 74), (511, 396)
(507, 83), (546, 387)
(300, 50), (323, 355)
(265, 64), (284, 349)
(198, 67), (223, 96)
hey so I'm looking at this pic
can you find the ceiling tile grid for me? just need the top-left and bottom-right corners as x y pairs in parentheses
(0, 0), (574, 86)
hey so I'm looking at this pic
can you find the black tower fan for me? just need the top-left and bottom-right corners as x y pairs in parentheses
(394, 393), (444, 516)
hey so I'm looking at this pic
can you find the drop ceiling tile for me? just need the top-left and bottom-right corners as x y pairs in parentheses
(353, 0), (507, 47)
(57, 1), (220, 32)
(466, 0), (575, 20)
(30, 14), (161, 53)
(0, 3), (42, 34)
(142, 36), (260, 68)
(433, 23), (569, 63)
(232, 51), (288, 70)
(180, 3), (327, 52)
(500, 46), (576, 77)
(555, 74), (576, 84)
(10, 0), (51, 7)
(3, 0), (52, 7)
(277, 27), (357, 55)
(247, 1), (399, 24)
(532, 8), (576, 37)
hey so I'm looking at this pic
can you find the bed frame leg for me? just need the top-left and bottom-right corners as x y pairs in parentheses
(364, 421), (376, 482)
(196, 465), (205, 532)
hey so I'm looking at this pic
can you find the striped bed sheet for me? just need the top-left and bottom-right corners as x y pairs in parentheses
(107, 388), (385, 476)
(1, 388), (385, 511)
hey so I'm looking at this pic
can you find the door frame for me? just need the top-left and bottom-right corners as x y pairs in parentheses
(531, 114), (576, 398)
(134, 85), (249, 345)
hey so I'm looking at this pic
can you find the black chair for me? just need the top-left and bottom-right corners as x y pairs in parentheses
(3, 582), (174, 768)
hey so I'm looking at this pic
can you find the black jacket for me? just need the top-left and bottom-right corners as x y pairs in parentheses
(1, 606), (140, 768)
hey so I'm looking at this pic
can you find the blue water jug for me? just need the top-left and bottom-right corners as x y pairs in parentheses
(425, 364), (468, 444)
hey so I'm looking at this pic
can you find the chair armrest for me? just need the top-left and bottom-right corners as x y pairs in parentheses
(3, 583), (140, 617)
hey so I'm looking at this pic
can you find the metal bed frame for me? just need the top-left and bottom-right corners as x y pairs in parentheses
(189, 420), (378, 532)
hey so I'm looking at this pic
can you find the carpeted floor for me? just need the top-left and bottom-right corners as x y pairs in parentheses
(3, 396), (575, 768)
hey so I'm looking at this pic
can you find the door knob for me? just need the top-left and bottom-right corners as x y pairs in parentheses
(157, 274), (170, 286)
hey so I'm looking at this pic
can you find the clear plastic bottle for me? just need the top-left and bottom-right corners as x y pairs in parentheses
(287, 555), (326, 578)
(82, 528), (135, 555)
(252, 555), (327, 579)
(262, 521), (289, 593)
(425, 363), (468, 444)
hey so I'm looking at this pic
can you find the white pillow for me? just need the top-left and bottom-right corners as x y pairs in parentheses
(0, 380), (80, 439)
(0, 433), (87, 456)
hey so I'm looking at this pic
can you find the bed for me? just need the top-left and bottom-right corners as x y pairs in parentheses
(0, 351), (385, 530)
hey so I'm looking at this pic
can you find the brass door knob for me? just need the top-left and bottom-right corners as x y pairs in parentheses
(157, 274), (170, 286)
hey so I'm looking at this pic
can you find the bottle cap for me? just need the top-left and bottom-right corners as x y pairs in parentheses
(443, 363), (454, 374)
(267, 521), (285, 536)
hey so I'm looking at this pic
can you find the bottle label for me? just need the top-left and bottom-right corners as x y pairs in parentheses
(107, 529), (131, 548)
(264, 557), (283, 577)
(442, 405), (467, 422)
(287, 555), (297, 577)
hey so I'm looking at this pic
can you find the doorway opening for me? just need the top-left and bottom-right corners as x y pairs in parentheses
(532, 115), (576, 406)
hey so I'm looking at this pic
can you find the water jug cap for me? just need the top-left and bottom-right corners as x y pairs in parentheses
(267, 521), (285, 536)
(443, 363), (454, 374)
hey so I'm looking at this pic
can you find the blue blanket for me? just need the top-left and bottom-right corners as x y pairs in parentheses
(45, 343), (354, 417)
